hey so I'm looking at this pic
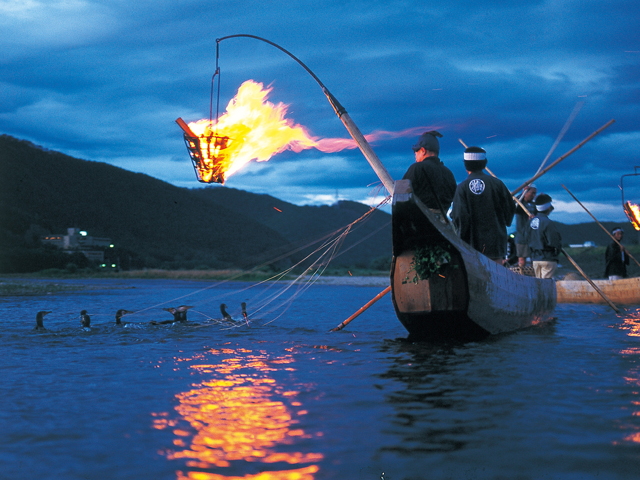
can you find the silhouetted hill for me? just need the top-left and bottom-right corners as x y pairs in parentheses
(0, 134), (392, 273)
(1, 134), (635, 274)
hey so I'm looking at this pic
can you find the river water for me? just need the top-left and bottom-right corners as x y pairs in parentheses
(1, 277), (639, 479)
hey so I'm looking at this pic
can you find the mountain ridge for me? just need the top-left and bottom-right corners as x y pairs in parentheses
(0, 134), (636, 274)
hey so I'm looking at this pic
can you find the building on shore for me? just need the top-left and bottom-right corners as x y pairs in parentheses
(42, 228), (113, 263)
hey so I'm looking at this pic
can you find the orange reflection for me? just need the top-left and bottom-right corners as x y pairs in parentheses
(153, 348), (322, 479)
(616, 311), (640, 445)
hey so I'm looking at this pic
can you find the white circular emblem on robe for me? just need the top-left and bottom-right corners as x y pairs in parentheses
(469, 179), (485, 195)
(530, 217), (540, 230)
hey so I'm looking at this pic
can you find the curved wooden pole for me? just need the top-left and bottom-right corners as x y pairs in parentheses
(330, 286), (391, 332)
(561, 248), (620, 313)
(561, 184), (640, 269)
(217, 34), (395, 195)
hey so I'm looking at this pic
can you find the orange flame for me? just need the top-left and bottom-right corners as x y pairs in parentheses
(181, 80), (438, 184)
(624, 201), (640, 231)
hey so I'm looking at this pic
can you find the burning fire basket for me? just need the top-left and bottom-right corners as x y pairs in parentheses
(176, 117), (232, 184)
(621, 166), (640, 231)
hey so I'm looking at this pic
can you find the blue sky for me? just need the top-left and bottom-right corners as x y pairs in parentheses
(2, 0), (639, 225)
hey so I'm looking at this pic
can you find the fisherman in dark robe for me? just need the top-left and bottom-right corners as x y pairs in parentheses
(528, 194), (563, 279)
(402, 130), (456, 224)
(451, 146), (515, 262)
(604, 227), (629, 280)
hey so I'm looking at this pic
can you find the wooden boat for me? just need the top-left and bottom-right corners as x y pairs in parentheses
(390, 179), (557, 339)
(556, 276), (640, 305)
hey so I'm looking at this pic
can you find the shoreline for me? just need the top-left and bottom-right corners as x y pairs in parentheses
(0, 273), (390, 296)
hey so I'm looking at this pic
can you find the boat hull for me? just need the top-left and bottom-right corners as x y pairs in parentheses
(390, 180), (556, 339)
(556, 277), (640, 305)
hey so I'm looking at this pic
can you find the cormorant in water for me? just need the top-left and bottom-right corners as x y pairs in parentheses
(241, 302), (249, 326)
(151, 305), (193, 325)
(35, 310), (51, 330)
(176, 305), (193, 322)
(220, 303), (233, 321)
(115, 309), (134, 325)
(80, 310), (91, 328)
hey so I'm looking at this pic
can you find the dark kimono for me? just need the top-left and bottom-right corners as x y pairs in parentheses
(604, 241), (629, 278)
(528, 212), (562, 262)
(451, 171), (516, 259)
(402, 157), (457, 211)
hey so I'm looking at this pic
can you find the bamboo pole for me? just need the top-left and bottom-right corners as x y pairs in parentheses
(511, 119), (615, 195)
(333, 111), (395, 195)
(533, 101), (584, 178)
(561, 184), (640, 268)
(330, 286), (391, 332)
(561, 248), (620, 313)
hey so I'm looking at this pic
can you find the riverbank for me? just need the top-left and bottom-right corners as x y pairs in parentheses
(0, 270), (390, 296)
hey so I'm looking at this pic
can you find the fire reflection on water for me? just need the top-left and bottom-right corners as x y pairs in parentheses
(617, 312), (640, 444)
(153, 348), (322, 479)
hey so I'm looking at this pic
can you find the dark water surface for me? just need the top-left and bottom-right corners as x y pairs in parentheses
(1, 278), (640, 479)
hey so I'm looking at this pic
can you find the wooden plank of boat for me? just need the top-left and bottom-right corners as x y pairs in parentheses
(556, 277), (640, 305)
(390, 180), (556, 339)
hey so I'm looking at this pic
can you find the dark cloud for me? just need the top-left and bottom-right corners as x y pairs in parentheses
(1, 0), (638, 224)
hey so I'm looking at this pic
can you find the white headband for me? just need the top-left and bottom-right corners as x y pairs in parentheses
(536, 202), (551, 211)
(612, 228), (623, 234)
(464, 152), (486, 161)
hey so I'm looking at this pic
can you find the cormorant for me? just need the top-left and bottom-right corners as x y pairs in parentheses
(80, 310), (91, 328)
(241, 302), (249, 326)
(175, 305), (193, 322)
(220, 303), (233, 321)
(35, 310), (51, 330)
(152, 305), (192, 325)
(115, 309), (134, 325)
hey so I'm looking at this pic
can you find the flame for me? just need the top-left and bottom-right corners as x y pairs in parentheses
(624, 201), (640, 231)
(180, 80), (438, 184)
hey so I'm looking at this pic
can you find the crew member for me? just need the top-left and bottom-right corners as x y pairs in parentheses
(515, 184), (537, 267)
(604, 227), (629, 280)
(402, 130), (457, 223)
(528, 193), (562, 278)
(451, 146), (515, 262)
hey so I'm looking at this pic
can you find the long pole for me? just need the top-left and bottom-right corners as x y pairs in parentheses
(330, 286), (391, 332)
(561, 184), (640, 268)
(561, 248), (620, 313)
(334, 112), (395, 194)
(532, 101), (584, 179)
(511, 119), (615, 195)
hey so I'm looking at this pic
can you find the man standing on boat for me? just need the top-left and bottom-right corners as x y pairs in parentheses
(402, 130), (457, 224)
(528, 193), (563, 278)
(604, 227), (629, 280)
(515, 184), (537, 267)
(451, 146), (515, 262)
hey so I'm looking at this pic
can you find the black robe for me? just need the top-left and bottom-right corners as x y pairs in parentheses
(604, 241), (629, 278)
(451, 171), (515, 259)
(402, 156), (456, 212)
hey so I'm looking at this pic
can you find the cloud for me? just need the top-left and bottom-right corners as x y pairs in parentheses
(1, 0), (638, 226)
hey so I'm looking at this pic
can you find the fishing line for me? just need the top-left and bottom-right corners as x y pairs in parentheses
(526, 100), (584, 194)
